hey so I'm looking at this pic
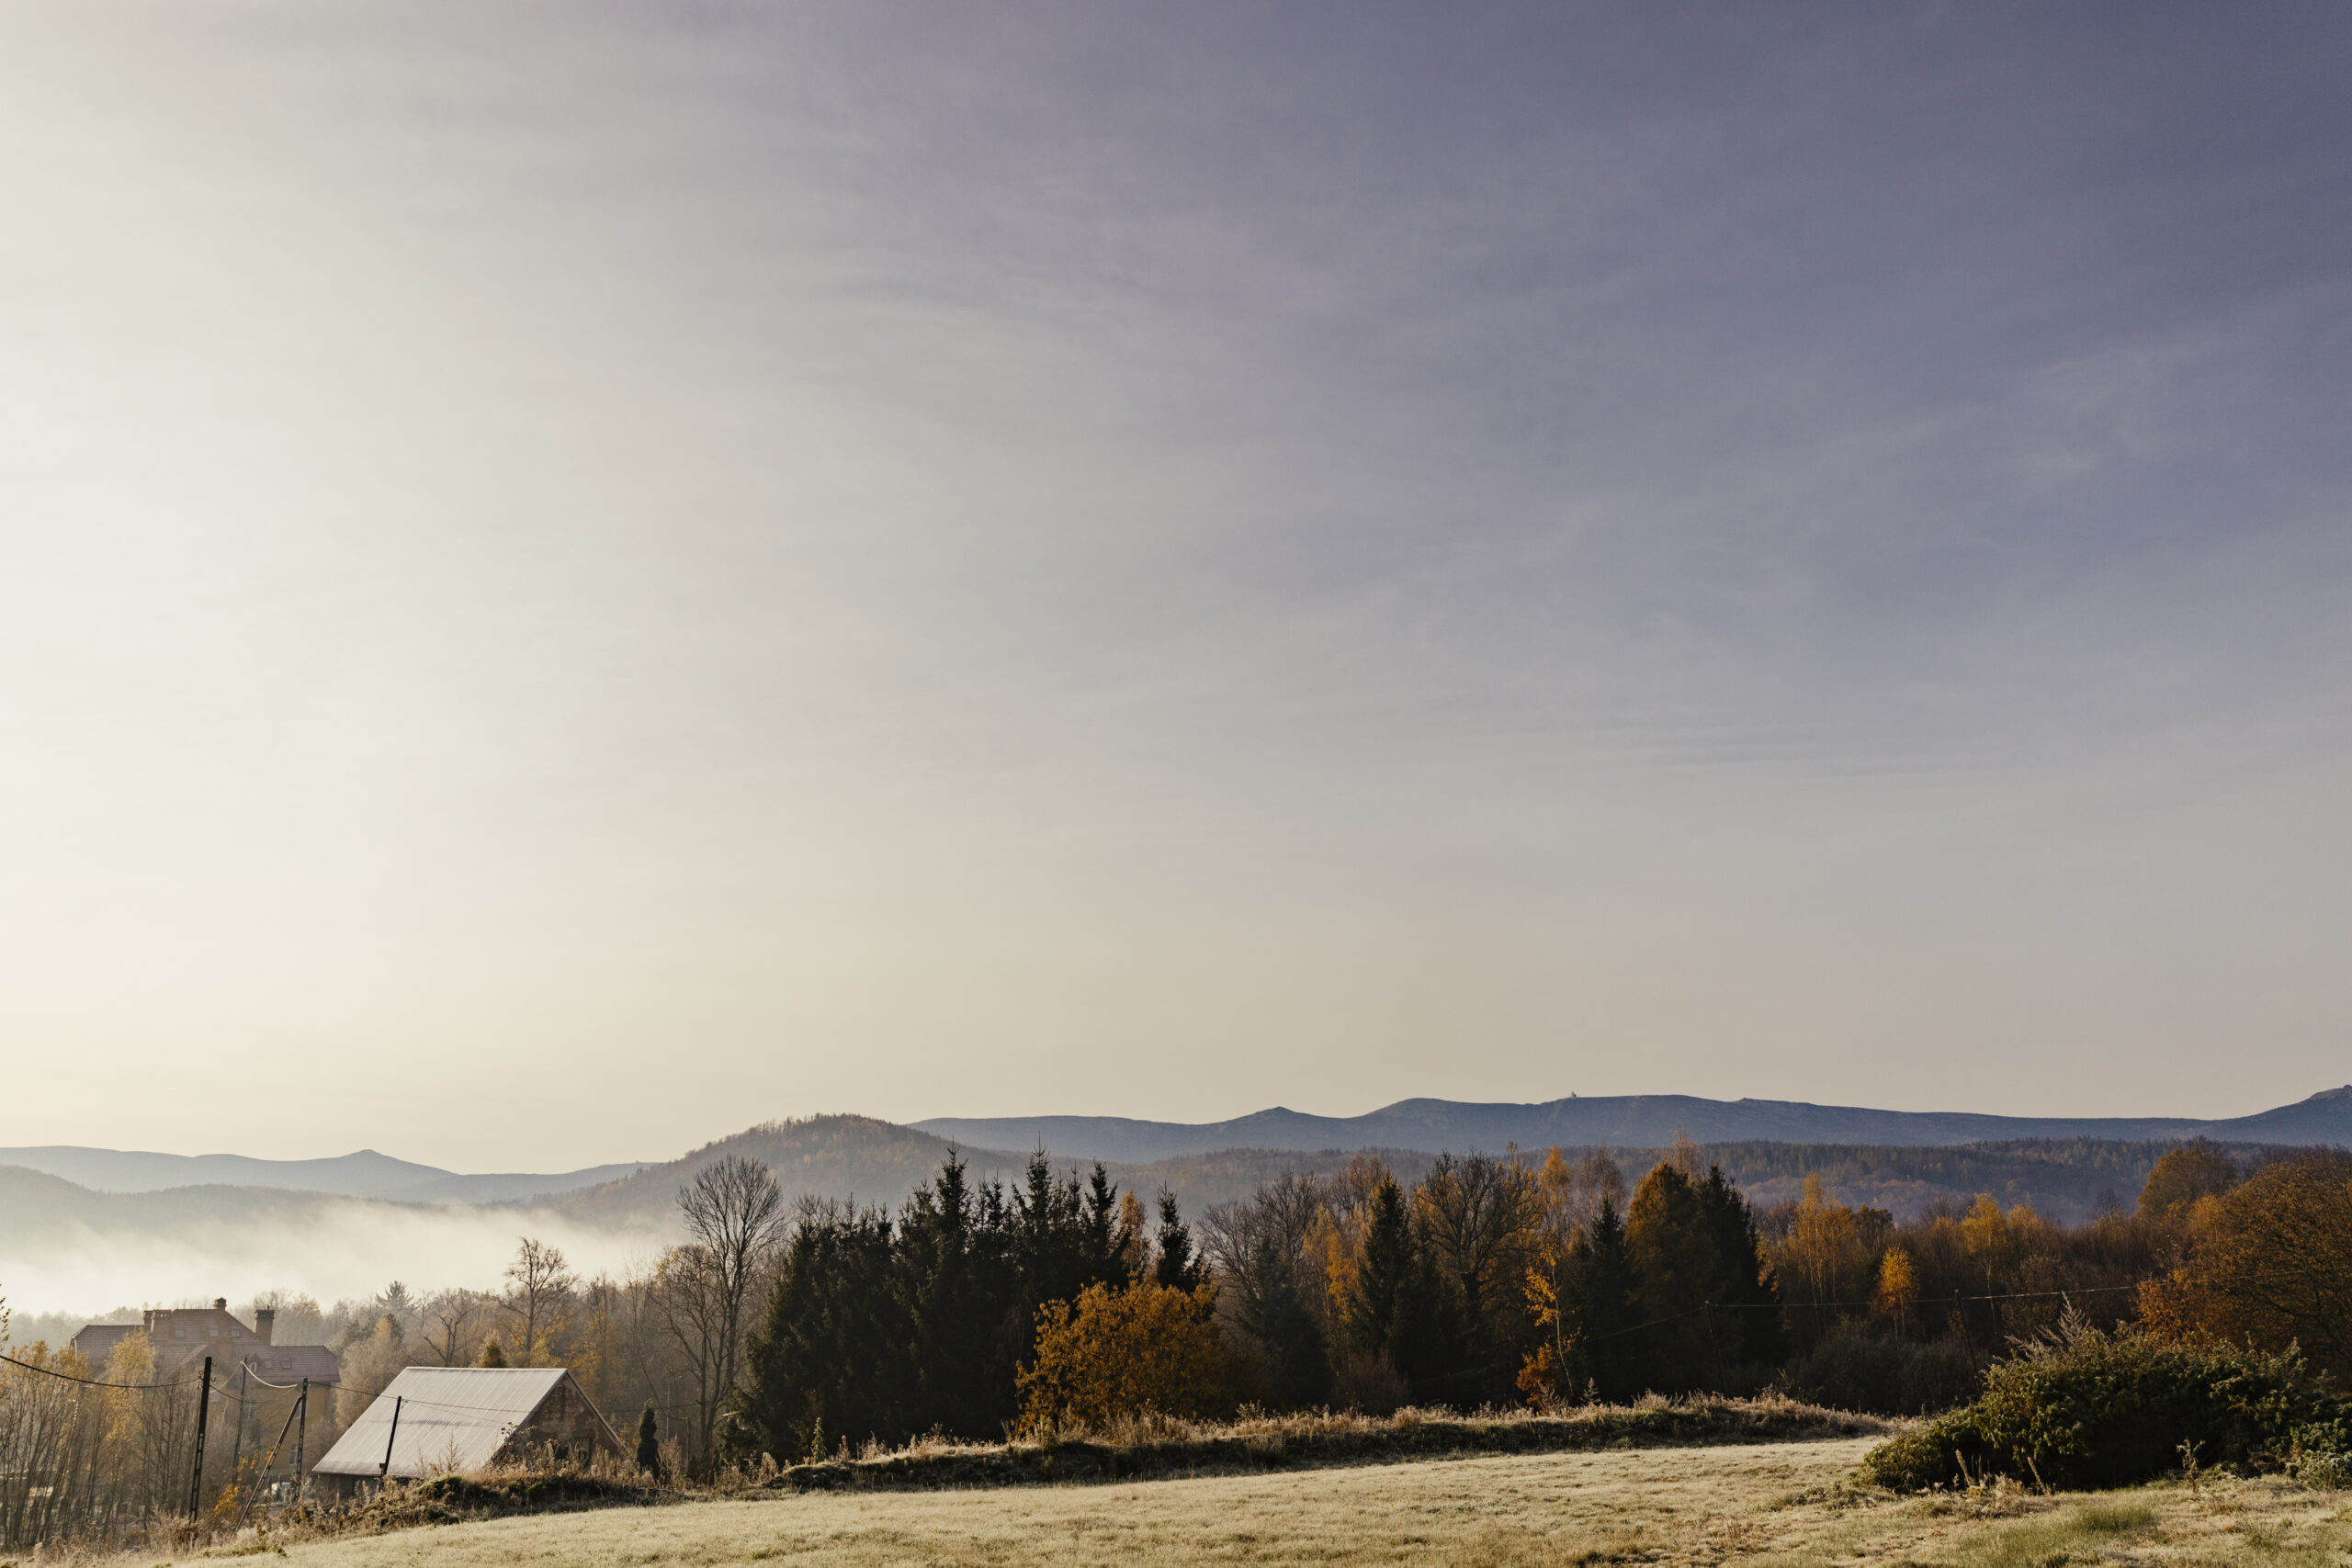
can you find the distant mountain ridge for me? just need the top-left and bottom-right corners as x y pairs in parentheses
(543, 1117), (2281, 1231)
(0, 1145), (648, 1203)
(12, 1102), (2344, 1312)
(914, 1086), (2352, 1163)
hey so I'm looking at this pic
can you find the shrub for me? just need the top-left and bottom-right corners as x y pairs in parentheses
(1017, 1281), (1240, 1433)
(2290, 1417), (2352, 1490)
(1782, 1321), (1978, 1416)
(1860, 1314), (2350, 1491)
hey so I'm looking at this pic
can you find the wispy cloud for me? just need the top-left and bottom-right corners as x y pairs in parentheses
(0, 4), (2346, 1157)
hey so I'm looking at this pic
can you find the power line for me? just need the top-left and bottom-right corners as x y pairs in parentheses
(223, 1363), (698, 1423)
(1582, 1280), (2143, 1344)
(0, 1348), (209, 1389)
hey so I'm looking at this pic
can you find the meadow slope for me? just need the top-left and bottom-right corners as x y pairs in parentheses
(193, 1439), (2348, 1568)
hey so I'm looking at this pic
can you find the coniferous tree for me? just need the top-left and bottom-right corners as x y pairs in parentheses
(1344, 1176), (1410, 1359)
(477, 1336), (507, 1367)
(736, 1204), (906, 1457)
(1389, 1220), (1474, 1404)
(1624, 1162), (1718, 1392)
(1235, 1236), (1331, 1406)
(1153, 1189), (1206, 1294)
(1081, 1165), (1134, 1286)
(1576, 1198), (1634, 1400)
(897, 1154), (1019, 1438)
(1696, 1165), (1783, 1371)
(1011, 1154), (1091, 1345)
(636, 1403), (661, 1475)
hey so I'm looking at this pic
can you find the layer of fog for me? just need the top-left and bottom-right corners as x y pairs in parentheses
(0, 1199), (665, 1323)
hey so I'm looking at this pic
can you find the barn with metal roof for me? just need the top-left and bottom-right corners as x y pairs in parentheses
(311, 1366), (623, 1494)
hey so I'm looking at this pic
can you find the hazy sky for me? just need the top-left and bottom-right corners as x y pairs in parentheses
(4, 4), (2348, 1169)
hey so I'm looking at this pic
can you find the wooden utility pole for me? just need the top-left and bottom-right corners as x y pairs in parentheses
(292, 1379), (310, 1504)
(187, 1356), (214, 1517)
(379, 1396), (405, 1488)
(225, 1363), (247, 1496)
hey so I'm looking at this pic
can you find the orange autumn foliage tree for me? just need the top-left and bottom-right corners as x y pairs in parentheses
(1871, 1247), (1917, 1334)
(1016, 1280), (1239, 1432)
(2138, 1148), (2352, 1384)
(2136, 1140), (2241, 1222)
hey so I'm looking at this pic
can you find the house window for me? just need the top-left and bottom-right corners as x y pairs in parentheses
(174, 1327), (186, 1338)
(209, 1325), (219, 1337)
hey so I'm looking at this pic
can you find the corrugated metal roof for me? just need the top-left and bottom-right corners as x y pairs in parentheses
(312, 1367), (585, 1478)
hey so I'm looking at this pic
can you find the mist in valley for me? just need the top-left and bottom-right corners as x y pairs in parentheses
(0, 1188), (664, 1326)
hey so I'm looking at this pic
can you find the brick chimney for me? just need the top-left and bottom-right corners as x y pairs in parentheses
(213, 1297), (228, 1313)
(254, 1308), (276, 1346)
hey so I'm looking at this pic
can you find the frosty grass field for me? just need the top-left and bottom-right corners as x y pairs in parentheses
(177, 1437), (2352, 1568)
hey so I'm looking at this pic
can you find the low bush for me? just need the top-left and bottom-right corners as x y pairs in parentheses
(2290, 1419), (2352, 1490)
(1861, 1314), (2352, 1492)
(1782, 1322), (1979, 1416)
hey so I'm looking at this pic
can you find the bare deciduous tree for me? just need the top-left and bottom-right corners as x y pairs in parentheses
(659, 1156), (786, 1469)
(419, 1288), (492, 1367)
(500, 1238), (578, 1368)
(650, 1244), (725, 1472)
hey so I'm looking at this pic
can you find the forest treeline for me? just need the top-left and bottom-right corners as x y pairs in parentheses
(729, 1137), (2352, 1458)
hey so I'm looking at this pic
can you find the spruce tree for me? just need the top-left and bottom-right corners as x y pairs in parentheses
(1576, 1197), (1634, 1400)
(1153, 1189), (1205, 1294)
(1388, 1221), (1471, 1404)
(1011, 1152), (1088, 1330)
(898, 1154), (1019, 1438)
(1234, 1237), (1331, 1407)
(1082, 1165), (1127, 1285)
(477, 1336), (507, 1367)
(1623, 1162), (1719, 1392)
(1694, 1165), (1782, 1370)
(1345, 1176), (1410, 1358)
(736, 1204), (908, 1457)
(636, 1403), (661, 1475)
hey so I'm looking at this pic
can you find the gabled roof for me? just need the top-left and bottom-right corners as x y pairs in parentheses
(235, 1345), (340, 1382)
(71, 1324), (139, 1363)
(70, 1325), (339, 1382)
(312, 1366), (607, 1478)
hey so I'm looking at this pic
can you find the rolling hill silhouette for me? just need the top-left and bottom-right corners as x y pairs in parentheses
(914, 1087), (2352, 1162)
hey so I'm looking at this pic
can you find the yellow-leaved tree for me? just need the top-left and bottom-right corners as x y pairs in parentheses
(1016, 1281), (1238, 1434)
(1871, 1246), (1917, 1334)
(1781, 1175), (1867, 1329)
